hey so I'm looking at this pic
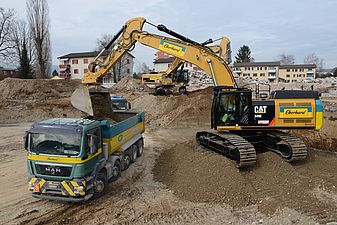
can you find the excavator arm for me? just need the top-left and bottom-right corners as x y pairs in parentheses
(72, 17), (237, 115)
(131, 31), (236, 87)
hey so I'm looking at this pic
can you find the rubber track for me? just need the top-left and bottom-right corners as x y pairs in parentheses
(196, 132), (256, 168)
(268, 131), (307, 162)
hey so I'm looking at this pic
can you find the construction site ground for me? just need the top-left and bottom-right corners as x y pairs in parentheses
(0, 78), (337, 224)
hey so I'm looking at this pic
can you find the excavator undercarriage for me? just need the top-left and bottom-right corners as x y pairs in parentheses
(196, 130), (307, 168)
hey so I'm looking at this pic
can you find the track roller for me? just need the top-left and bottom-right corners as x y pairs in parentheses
(266, 131), (307, 162)
(196, 131), (256, 168)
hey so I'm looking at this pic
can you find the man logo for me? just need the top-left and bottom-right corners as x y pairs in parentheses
(45, 166), (61, 175)
(254, 106), (267, 114)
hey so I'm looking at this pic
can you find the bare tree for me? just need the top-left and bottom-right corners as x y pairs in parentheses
(96, 33), (114, 50)
(0, 8), (15, 59)
(11, 20), (34, 78)
(95, 33), (130, 83)
(277, 54), (295, 65)
(27, 0), (52, 78)
(304, 53), (324, 72)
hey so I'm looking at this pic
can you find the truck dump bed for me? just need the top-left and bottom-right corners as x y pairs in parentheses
(100, 111), (145, 154)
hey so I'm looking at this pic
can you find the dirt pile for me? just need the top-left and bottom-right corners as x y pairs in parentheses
(110, 76), (150, 93)
(131, 87), (213, 129)
(0, 78), (84, 123)
(153, 140), (337, 223)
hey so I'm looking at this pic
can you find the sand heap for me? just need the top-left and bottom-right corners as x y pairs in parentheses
(0, 78), (84, 123)
(110, 76), (151, 93)
(131, 87), (213, 129)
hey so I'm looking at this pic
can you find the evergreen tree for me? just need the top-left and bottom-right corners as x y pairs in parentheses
(235, 45), (252, 63)
(17, 40), (33, 79)
(333, 68), (337, 77)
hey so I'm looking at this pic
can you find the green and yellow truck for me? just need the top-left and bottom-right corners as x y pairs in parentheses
(25, 111), (145, 202)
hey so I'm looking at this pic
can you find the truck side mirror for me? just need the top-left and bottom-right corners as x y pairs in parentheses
(24, 132), (30, 151)
(88, 134), (98, 155)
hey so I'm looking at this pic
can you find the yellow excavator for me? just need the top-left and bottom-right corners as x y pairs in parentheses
(71, 17), (323, 168)
(141, 37), (231, 95)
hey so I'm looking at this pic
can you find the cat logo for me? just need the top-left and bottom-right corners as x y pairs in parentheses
(254, 106), (267, 114)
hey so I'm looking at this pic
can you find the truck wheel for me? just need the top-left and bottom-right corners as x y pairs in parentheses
(137, 139), (144, 157)
(122, 151), (131, 171)
(178, 86), (187, 95)
(94, 170), (107, 198)
(109, 160), (121, 182)
(130, 145), (137, 163)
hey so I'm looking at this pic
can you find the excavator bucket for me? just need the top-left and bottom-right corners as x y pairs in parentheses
(71, 85), (94, 116)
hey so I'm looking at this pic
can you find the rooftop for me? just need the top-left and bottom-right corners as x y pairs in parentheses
(233, 61), (280, 67)
(154, 57), (175, 64)
(279, 64), (316, 69)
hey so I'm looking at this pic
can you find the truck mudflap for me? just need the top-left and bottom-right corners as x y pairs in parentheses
(28, 178), (91, 201)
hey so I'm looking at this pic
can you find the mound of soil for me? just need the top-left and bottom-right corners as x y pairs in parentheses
(132, 87), (213, 129)
(0, 78), (84, 123)
(153, 140), (337, 222)
(110, 76), (150, 92)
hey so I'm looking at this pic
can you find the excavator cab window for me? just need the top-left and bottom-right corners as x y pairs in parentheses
(212, 89), (252, 129)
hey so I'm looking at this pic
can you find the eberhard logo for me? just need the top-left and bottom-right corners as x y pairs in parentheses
(285, 109), (306, 115)
(280, 106), (312, 118)
(159, 40), (186, 57)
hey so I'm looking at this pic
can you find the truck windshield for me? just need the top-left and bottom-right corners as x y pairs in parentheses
(30, 132), (81, 156)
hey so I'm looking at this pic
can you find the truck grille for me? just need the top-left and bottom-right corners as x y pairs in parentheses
(35, 163), (72, 177)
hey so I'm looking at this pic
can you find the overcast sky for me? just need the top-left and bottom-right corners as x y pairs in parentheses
(2, 0), (337, 70)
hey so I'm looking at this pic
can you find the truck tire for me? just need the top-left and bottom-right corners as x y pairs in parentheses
(109, 160), (121, 182)
(130, 145), (138, 163)
(122, 151), (131, 171)
(137, 138), (144, 157)
(94, 170), (107, 198)
(178, 86), (187, 95)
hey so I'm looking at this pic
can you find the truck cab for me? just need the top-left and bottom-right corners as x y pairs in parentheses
(25, 112), (145, 202)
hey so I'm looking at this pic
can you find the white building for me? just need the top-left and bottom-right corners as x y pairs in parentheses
(153, 56), (202, 73)
(58, 51), (134, 85)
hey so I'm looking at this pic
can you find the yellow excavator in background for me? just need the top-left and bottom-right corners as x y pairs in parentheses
(71, 17), (323, 168)
(141, 37), (232, 95)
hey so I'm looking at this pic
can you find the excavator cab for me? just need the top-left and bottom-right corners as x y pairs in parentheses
(212, 88), (252, 129)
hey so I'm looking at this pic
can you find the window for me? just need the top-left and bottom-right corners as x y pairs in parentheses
(126, 59), (130, 64)
(244, 67), (247, 71)
(260, 73), (265, 77)
(295, 69), (298, 72)
(84, 69), (88, 73)
(86, 128), (101, 155)
(265, 67), (267, 70)
(83, 58), (89, 64)
(72, 59), (78, 64)
(74, 69), (79, 74)
(253, 73), (257, 77)
(127, 68), (130, 74)
(286, 69), (290, 72)
(286, 74), (290, 77)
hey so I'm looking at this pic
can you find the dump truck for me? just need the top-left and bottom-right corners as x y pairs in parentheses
(25, 111), (145, 202)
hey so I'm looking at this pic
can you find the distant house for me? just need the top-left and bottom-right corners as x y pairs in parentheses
(57, 51), (134, 85)
(0, 67), (17, 81)
(153, 50), (202, 73)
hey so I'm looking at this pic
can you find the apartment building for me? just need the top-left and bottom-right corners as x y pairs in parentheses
(232, 61), (316, 83)
(58, 51), (134, 84)
(278, 64), (316, 83)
